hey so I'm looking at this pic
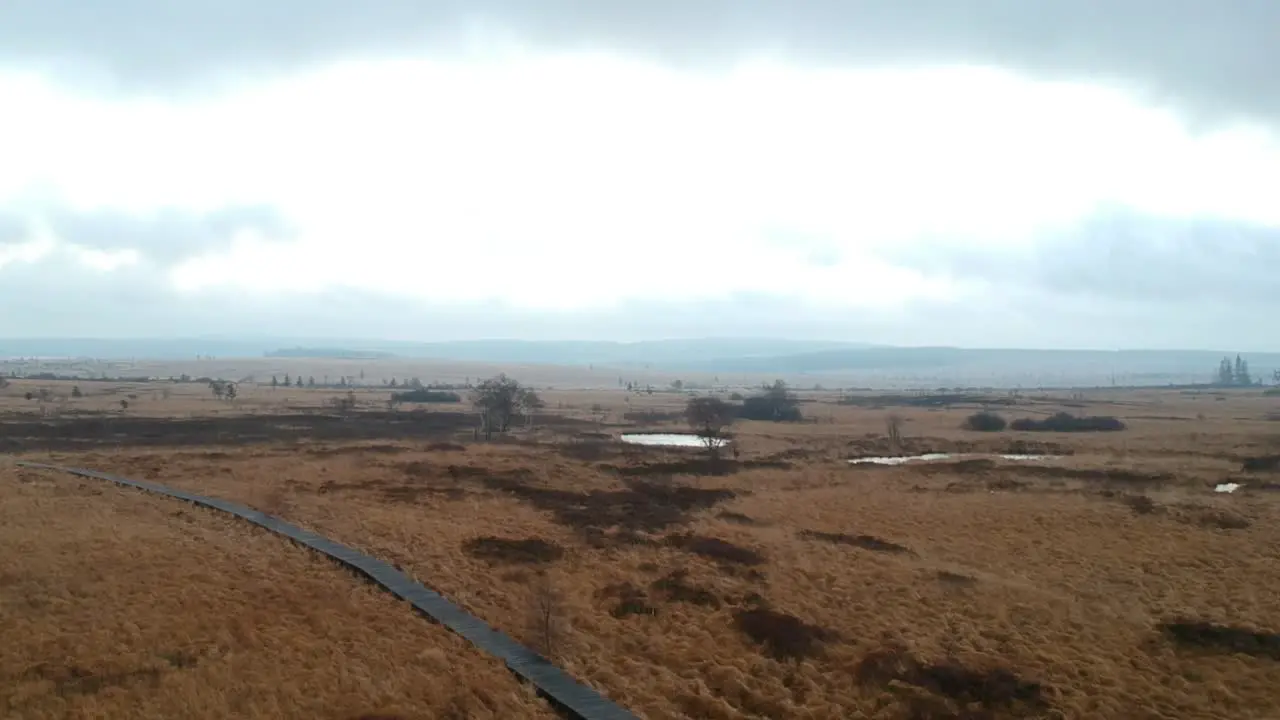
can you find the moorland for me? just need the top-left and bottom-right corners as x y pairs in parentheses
(3, 366), (1280, 719)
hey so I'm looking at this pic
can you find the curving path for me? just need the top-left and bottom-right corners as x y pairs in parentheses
(16, 461), (638, 720)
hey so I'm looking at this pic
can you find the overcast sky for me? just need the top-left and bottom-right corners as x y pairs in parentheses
(2, 2), (1278, 349)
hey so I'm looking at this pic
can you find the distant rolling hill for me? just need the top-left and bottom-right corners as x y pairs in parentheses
(0, 337), (873, 365)
(2, 337), (1276, 388)
(376, 338), (876, 366)
(676, 347), (1280, 387)
(684, 347), (1280, 373)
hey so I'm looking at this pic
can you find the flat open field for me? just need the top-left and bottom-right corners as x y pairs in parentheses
(3, 376), (1280, 719)
(0, 463), (553, 720)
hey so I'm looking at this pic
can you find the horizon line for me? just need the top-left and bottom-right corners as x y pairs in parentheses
(1, 336), (1278, 355)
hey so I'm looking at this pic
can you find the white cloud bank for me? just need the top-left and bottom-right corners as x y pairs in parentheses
(2, 41), (1278, 347)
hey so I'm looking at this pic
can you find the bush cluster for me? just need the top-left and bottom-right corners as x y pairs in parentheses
(1010, 412), (1126, 432)
(962, 411), (1007, 432)
(391, 389), (462, 404)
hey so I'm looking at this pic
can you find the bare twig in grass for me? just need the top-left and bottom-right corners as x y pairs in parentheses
(886, 414), (904, 453)
(527, 571), (568, 661)
(1123, 495), (1158, 515)
(256, 487), (294, 518)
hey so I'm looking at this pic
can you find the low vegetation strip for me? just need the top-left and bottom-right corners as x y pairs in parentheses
(15, 461), (639, 720)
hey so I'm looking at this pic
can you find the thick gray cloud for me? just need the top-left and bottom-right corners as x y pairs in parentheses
(1, 1), (1276, 126)
(0, 204), (292, 265)
(1, 225), (1277, 352)
(0, 201), (1274, 350)
(883, 210), (1280, 307)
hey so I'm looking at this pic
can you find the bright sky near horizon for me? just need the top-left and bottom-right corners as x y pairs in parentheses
(2, 2), (1278, 348)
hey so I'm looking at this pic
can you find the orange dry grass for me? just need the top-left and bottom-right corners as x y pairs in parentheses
(0, 465), (555, 720)
(8, 387), (1280, 718)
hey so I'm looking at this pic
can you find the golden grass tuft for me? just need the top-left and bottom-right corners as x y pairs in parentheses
(0, 465), (555, 720)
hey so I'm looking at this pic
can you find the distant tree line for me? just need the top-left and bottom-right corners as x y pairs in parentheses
(265, 347), (394, 360)
(14, 372), (154, 383)
(1215, 355), (1255, 386)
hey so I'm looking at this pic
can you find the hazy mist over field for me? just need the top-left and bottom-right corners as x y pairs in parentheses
(2, 2), (1278, 350)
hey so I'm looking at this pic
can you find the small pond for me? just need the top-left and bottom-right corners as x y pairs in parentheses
(849, 453), (1057, 466)
(620, 433), (729, 448)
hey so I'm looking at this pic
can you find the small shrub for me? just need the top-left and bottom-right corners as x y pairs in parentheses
(598, 582), (658, 618)
(650, 569), (722, 608)
(327, 393), (357, 412)
(622, 409), (683, 424)
(1161, 620), (1280, 659)
(1123, 495), (1158, 515)
(738, 396), (803, 422)
(734, 608), (835, 660)
(464, 536), (564, 564)
(962, 411), (1007, 432)
(665, 534), (765, 565)
(936, 570), (977, 587)
(556, 440), (616, 461)
(391, 388), (462, 404)
(737, 380), (803, 422)
(256, 488), (294, 518)
(717, 510), (761, 525)
(1242, 455), (1280, 473)
(798, 529), (914, 555)
(1010, 412), (1126, 432)
(855, 643), (1050, 711)
(1196, 509), (1251, 530)
(985, 477), (1028, 492)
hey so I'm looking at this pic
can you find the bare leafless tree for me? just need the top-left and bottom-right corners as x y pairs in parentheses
(471, 374), (542, 439)
(328, 390), (357, 414)
(526, 572), (567, 660)
(590, 403), (609, 429)
(685, 396), (737, 461)
(886, 414), (904, 453)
